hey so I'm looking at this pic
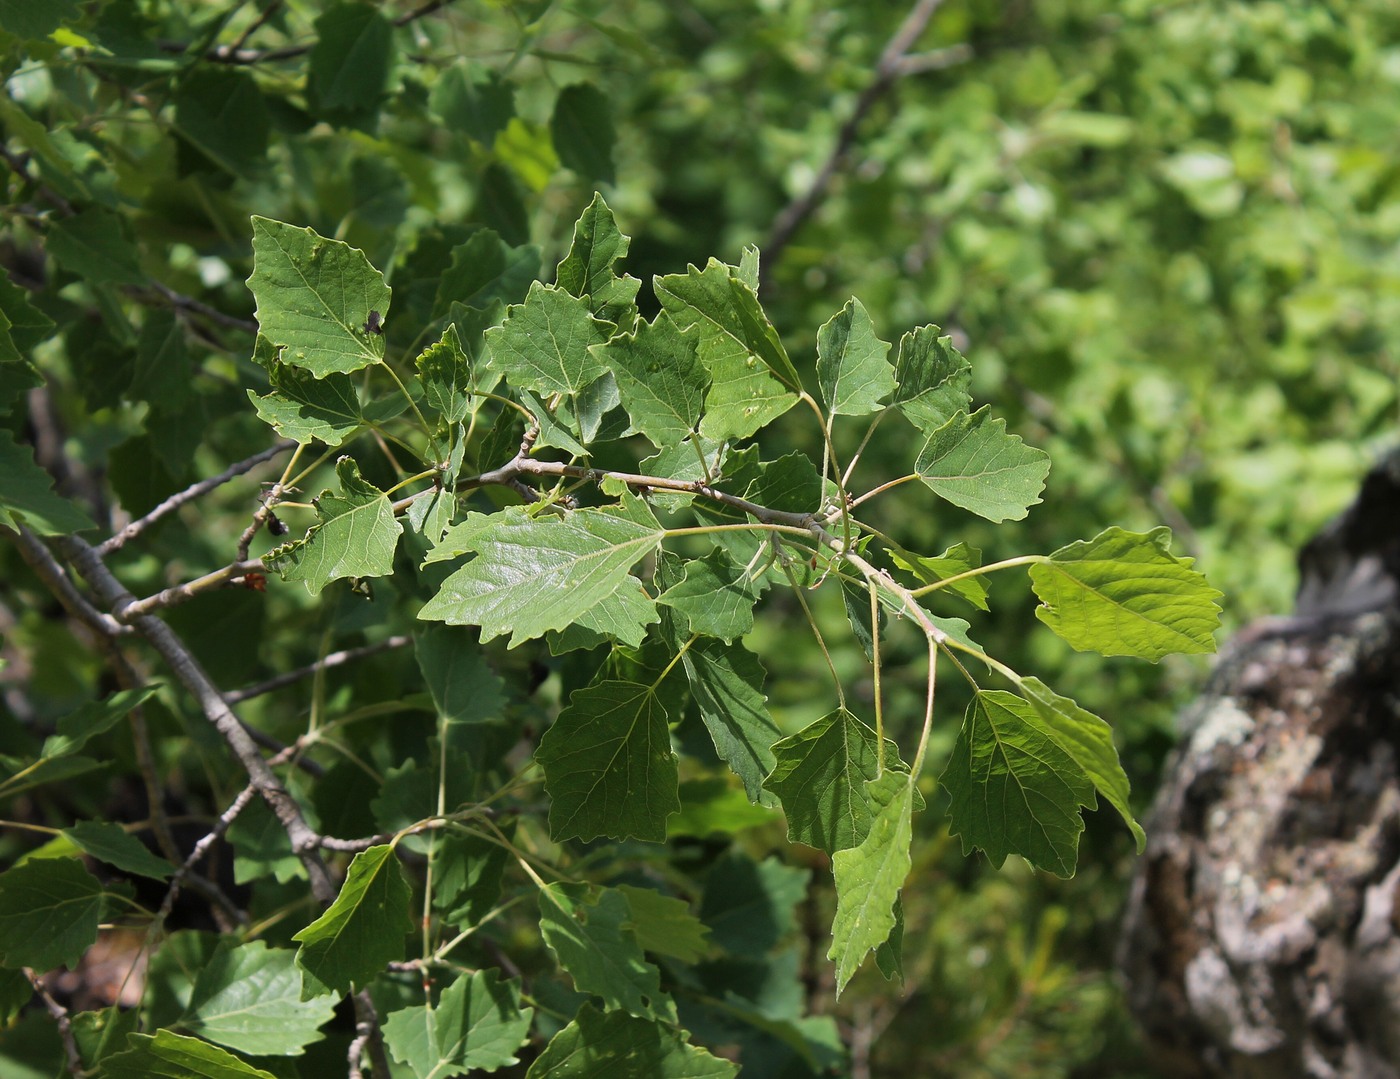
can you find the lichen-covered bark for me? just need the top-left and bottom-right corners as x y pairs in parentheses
(1120, 451), (1400, 1079)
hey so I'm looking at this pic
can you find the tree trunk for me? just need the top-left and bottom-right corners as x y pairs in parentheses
(1120, 451), (1400, 1079)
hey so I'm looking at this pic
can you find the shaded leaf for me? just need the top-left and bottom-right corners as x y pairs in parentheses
(293, 845), (411, 996)
(889, 325), (971, 432)
(64, 821), (173, 880)
(431, 64), (515, 145)
(914, 407), (1050, 522)
(41, 686), (158, 759)
(890, 542), (989, 611)
(942, 690), (1096, 877)
(526, 1005), (736, 1079)
(536, 679), (680, 843)
(383, 969), (532, 1078)
(1019, 676), (1145, 852)
(656, 549), (757, 642)
(700, 851), (808, 955)
(655, 260), (799, 440)
(0, 428), (97, 535)
(762, 708), (920, 855)
(595, 312), (708, 449)
(415, 324), (474, 424)
(247, 366), (363, 446)
(0, 857), (102, 971)
(538, 883), (673, 1020)
(47, 206), (144, 285)
(309, 2), (394, 121)
(1029, 526), (1222, 660)
(550, 83), (616, 184)
(431, 230), (539, 319)
(680, 638), (780, 805)
(172, 69), (269, 177)
(617, 885), (711, 963)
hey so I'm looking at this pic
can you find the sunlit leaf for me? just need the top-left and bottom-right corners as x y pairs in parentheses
(914, 407), (1050, 522)
(526, 1005), (736, 1079)
(594, 313), (708, 449)
(247, 365), (363, 446)
(1029, 526), (1223, 660)
(889, 325), (971, 433)
(816, 297), (895, 416)
(101, 1031), (279, 1079)
(656, 548), (757, 642)
(484, 281), (613, 397)
(247, 217), (390, 377)
(617, 885), (711, 963)
(418, 505), (663, 647)
(265, 457), (403, 595)
(183, 942), (335, 1056)
(829, 772), (915, 995)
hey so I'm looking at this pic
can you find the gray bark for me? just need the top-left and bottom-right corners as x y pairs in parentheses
(1120, 450), (1400, 1078)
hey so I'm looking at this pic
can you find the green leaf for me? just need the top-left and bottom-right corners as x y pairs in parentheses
(889, 325), (972, 433)
(72, 1004), (140, 1067)
(100, 1031), (279, 1079)
(816, 298), (895, 416)
(536, 678), (680, 843)
(0, 0), (80, 39)
(0, 755), (105, 802)
(431, 64), (515, 145)
(41, 686), (158, 759)
(431, 230), (539, 319)
(183, 942), (335, 1056)
(247, 216), (391, 377)
(1028, 526), (1223, 660)
(415, 325), (475, 424)
(556, 192), (640, 326)
(265, 457), (403, 595)
(942, 690), (1097, 877)
(293, 844), (411, 996)
(1019, 676), (1145, 852)
(617, 885), (711, 963)
(227, 797), (304, 885)
(0, 272), (56, 352)
(418, 506), (663, 647)
(526, 1005), (737, 1079)
(762, 708), (919, 855)
(432, 830), (508, 928)
(309, 2), (394, 121)
(890, 542), (989, 611)
(47, 206), (145, 285)
(0, 429), (96, 535)
(384, 969), (533, 1078)
(700, 851), (808, 955)
(485, 282), (613, 398)
(874, 897), (905, 983)
(655, 260), (800, 440)
(413, 626), (507, 735)
(538, 882), (673, 1020)
(0, 857), (102, 971)
(172, 69), (269, 177)
(64, 821), (173, 880)
(247, 365), (364, 446)
(840, 575), (883, 661)
(595, 313), (708, 449)
(550, 83), (616, 184)
(829, 771), (915, 995)
(656, 549), (757, 642)
(744, 451), (823, 515)
(914, 407), (1050, 522)
(680, 638), (780, 805)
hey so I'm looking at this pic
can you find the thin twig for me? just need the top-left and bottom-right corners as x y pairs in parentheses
(144, 280), (260, 334)
(763, 0), (956, 284)
(56, 533), (338, 903)
(225, 635), (413, 704)
(99, 442), (295, 556)
(118, 560), (267, 621)
(25, 969), (82, 1075)
(351, 990), (392, 1079)
(157, 786), (257, 926)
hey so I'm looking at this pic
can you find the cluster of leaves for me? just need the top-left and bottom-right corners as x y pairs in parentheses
(0, 1), (1253, 1076)
(2, 174), (1220, 1073)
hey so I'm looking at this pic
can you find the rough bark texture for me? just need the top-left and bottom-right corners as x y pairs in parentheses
(1120, 450), (1400, 1078)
